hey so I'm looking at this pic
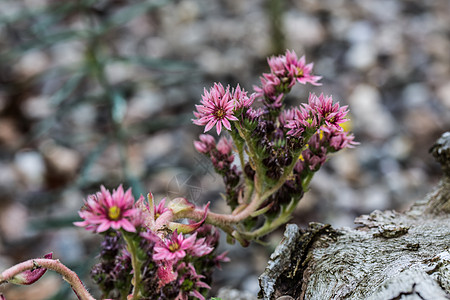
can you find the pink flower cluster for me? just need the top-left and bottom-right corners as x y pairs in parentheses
(254, 50), (322, 108)
(75, 185), (227, 299)
(192, 50), (325, 135)
(175, 262), (211, 300)
(150, 230), (215, 300)
(295, 127), (357, 173)
(284, 93), (349, 138)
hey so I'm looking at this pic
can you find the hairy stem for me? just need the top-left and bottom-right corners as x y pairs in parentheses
(122, 233), (142, 300)
(241, 196), (299, 240)
(0, 259), (95, 300)
(236, 125), (264, 194)
(301, 172), (315, 191)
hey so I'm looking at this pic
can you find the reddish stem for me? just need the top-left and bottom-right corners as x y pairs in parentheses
(0, 258), (95, 300)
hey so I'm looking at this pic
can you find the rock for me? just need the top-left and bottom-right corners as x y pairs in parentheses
(216, 287), (258, 300)
(41, 140), (81, 184)
(259, 132), (450, 300)
(345, 43), (377, 70)
(0, 202), (28, 242)
(14, 151), (46, 190)
(348, 84), (396, 139)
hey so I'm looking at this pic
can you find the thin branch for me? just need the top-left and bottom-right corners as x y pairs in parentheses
(1, 259), (95, 300)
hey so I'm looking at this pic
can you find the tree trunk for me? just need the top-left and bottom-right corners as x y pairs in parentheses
(259, 132), (450, 300)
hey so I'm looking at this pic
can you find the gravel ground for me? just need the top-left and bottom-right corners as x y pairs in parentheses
(0, 0), (449, 299)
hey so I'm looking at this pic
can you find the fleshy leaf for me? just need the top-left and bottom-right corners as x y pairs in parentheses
(168, 203), (210, 234)
(167, 197), (195, 214)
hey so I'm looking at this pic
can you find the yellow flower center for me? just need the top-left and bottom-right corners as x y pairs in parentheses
(214, 108), (225, 119)
(296, 67), (304, 77)
(155, 213), (161, 220)
(169, 242), (180, 252)
(108, 206), (121, 220)
(319, 130), (324, 140)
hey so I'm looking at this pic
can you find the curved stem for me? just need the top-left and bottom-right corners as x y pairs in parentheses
(301, 172), (315, 191)
(179, 193), (263, 227)
(0, 259), (95, 300)
(240, 196), (299, 240)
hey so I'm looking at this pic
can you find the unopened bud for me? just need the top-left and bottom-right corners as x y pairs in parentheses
(9, 253), (53, 285)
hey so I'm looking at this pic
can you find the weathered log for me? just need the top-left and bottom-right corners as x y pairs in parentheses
(259, 132), (450, 300)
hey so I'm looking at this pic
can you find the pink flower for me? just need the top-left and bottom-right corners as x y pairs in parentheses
(193, 134), (216, 154)
(254, 73), (284, 105)
(214, 251), (230, 269)
(279, 108), (296, 126)
(231, 84), (255, 110)
(267, 54), (288, 77)
(193, 83), (238, 135)
(216, 136), (233, 155)
(322, 127), (358, 151)
(153, 231), (213, 262)
(157, 260), (178, 287)
(154, 198), (170, 219)
(285, 105), (319, 137)
(302, 148), (327, 171)
(175, 263), (211, 300)
(246, 107), (264, 120)
(74, 185), (138, 233)
(284, 50), (322, 86)
(135, 193), (174, 232)
(306, 93), (349, 129)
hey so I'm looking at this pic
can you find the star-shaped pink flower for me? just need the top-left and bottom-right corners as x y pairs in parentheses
(192, 83), (238, 135)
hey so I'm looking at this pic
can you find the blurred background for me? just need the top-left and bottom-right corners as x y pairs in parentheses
(0, 0), (449, 299)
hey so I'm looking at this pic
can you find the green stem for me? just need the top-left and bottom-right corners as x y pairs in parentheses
(122, 232), (142, 300)
(302, 172), (315, 191)
(235, 125), (264, 195)
(240, 196), (299, 240)
(230, 128), (255, 205)
(233, 133), (246, 176)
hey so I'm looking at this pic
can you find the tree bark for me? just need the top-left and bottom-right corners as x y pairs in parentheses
(259, 132), (450, 300)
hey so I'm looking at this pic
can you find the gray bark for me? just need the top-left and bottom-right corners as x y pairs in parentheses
(259, 132), (450, 300)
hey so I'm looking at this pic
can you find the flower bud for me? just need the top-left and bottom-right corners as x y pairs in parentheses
(217, 137), (233, 155)
(9, 253), (53, 285)
(194, 134), (216, 154)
